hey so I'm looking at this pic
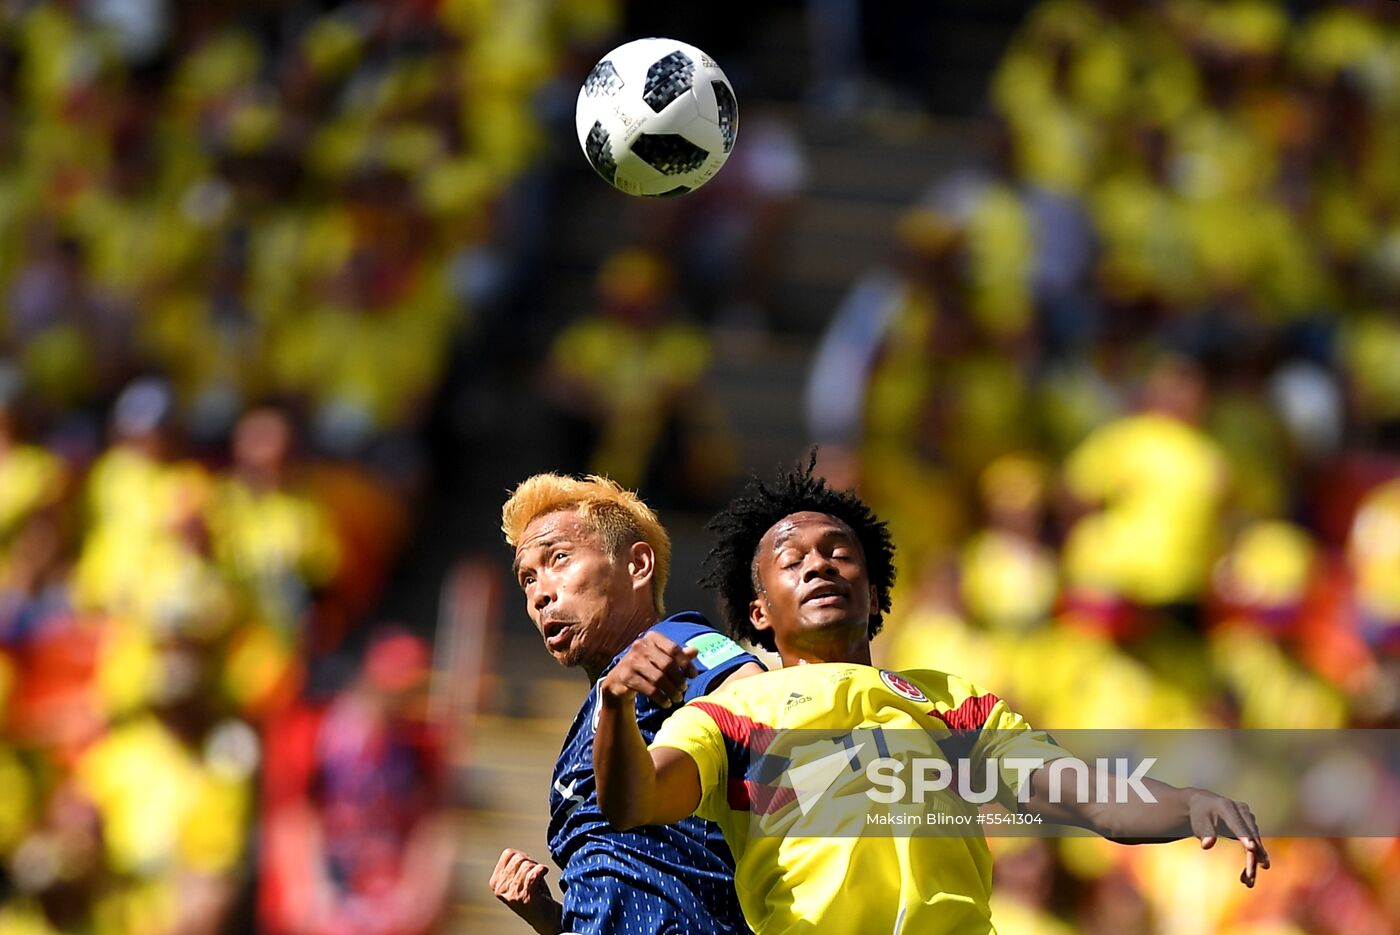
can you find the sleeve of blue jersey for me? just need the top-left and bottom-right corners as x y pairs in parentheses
(652, 617), (764, 701)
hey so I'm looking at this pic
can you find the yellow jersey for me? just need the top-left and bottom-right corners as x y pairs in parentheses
(652, 664), (1067, 935)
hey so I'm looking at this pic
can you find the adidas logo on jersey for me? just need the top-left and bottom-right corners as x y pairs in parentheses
(786, 692), (811, 710)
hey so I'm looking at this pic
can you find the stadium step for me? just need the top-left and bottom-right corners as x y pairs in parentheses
(708, 335), (815, 475)
(455, 667), (585, 934)
(771, 117), (984, 333)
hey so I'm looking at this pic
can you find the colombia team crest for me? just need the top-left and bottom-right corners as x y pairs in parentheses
(879, 670), (928, 703)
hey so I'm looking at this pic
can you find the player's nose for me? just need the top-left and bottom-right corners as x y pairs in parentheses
(530, 581), (555, 613)
(801, 552), (838, 580)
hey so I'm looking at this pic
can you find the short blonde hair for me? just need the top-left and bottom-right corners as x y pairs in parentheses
(502, 473), (670, 615)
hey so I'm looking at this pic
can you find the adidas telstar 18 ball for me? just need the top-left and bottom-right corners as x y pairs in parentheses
(575, 37), (738, 197)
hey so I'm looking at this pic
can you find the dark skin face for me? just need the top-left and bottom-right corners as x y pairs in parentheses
(513, 510), (658, 682)
(748, 511), (879, 666)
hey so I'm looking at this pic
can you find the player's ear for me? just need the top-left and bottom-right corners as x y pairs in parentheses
(626, 540), (655, 592)
(749, 595), (771, 635)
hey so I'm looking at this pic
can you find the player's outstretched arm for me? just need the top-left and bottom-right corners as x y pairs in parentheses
(1025, 771), (1270, 887)
(594, 633), (705, 830)
(489, 848), (564, 934)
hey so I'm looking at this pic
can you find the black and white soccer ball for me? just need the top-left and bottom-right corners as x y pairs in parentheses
(575, 38), (738, 197)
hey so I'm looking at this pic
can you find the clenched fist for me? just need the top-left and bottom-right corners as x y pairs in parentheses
(600, 632), (700, 709)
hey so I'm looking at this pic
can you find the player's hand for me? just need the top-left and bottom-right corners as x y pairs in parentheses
(1186, 790), (1270, 887)
(600, 632), (699, 709)
(489, 848), (563, 934)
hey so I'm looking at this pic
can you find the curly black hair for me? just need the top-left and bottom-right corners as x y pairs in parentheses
(700, 452), (896, 652)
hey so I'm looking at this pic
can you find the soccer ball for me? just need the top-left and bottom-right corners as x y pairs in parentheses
(575, 38), (738, 197)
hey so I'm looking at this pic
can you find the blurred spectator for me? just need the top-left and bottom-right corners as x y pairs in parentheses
(260, 628), (455, 935)
(6, 227), (130, 419)
(5, 779), (103, 934)
(805, 207), (961, 452)
(959, 453), (1059, 633)
(542, 247), (737, 506)
(988, 839), (1078, 935)
(1346, 477), (1400, 652)
(0, 369), (68, 556)
(70, 379), (233, 642)
(209, 406), (340, 639)
(70, 640), (257, 935)
(0, 506), (108, 773)
(1059, 355), (1228, 632)
(1076, 867), (1154, 935)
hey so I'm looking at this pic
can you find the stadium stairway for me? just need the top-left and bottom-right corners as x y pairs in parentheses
(456, 666), (585, 934)
(705, 113), (985, 472)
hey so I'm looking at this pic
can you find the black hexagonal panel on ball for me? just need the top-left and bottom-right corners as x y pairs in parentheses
(642, 51), (694, 113)
(631, 133), (708, 176)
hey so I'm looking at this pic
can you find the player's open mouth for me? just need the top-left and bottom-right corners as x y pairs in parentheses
(545, 622), (573, 652)
(802, 585), (847, 606)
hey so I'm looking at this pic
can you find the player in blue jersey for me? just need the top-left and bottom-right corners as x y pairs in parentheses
(489, 473), (764, 934)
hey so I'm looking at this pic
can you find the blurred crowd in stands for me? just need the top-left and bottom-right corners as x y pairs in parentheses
(3, 0), (1400, 933)
(802, 1), (1400, 932)
(0, 0), (622, 931)
(0, 0), (623, 468)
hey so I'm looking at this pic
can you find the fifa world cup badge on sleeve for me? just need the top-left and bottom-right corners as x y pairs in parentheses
(687, 632), (745, 669)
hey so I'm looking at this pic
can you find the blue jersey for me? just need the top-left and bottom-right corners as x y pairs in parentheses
(548, 612), (759, 934)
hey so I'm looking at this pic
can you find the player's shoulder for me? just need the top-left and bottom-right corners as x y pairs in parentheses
(695, 661), (827, 711)
(889, 667), (996, 705)
(649, 610), (720, 643)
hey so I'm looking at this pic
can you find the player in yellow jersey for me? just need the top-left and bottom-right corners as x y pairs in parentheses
(594, 457), (1268, 934)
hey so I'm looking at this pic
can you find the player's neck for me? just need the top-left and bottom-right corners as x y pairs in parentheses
(779, 635), (872, 668)
(582, 609), (662, 684)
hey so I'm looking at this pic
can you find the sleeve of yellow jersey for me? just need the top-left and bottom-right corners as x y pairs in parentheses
(650, 701), (730, 825)
(1063, 419), (1121, 502)
(973, 698), (1073, 813)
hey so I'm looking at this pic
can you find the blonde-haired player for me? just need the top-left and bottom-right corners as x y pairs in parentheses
(490, 473), (764, 934)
